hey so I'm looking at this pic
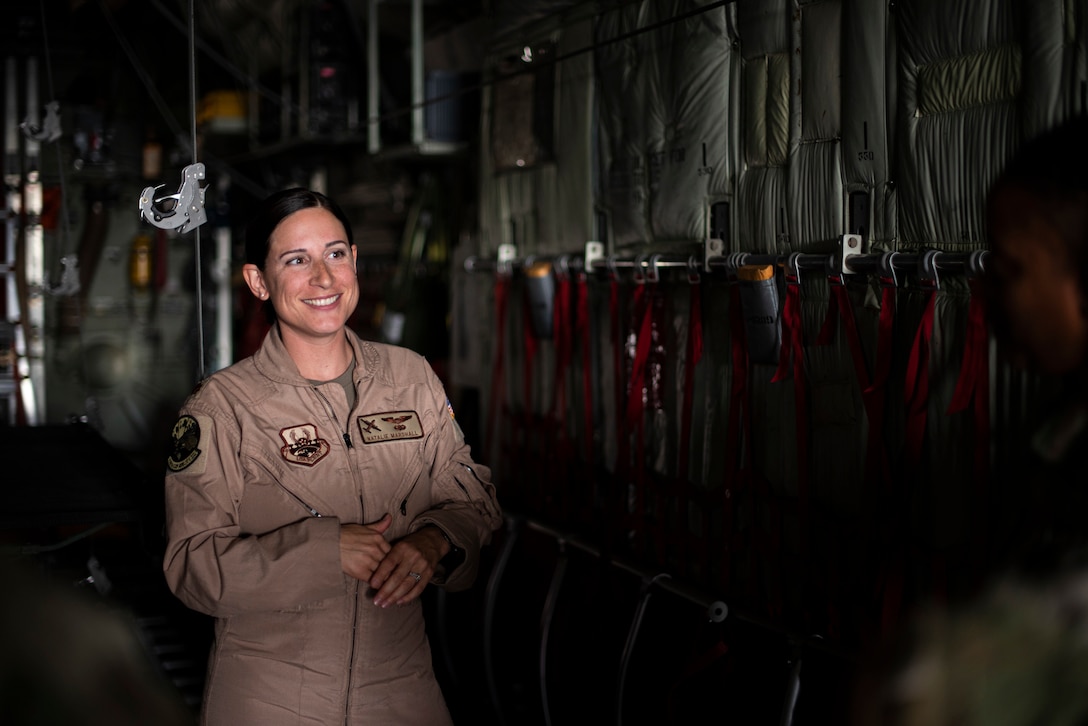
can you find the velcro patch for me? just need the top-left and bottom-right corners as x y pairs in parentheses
(357, 411), (424, 444)
(280, 424), (331, 466)
(167, 414), (205, 473)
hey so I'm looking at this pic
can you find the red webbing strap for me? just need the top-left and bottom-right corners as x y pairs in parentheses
(625, 284), (653, 431)
(882, 280), (940, 635)
(550, 272), (573, 422)
(646, 285), (669, 564)
(520, 284), (543, 507)
(947, 278), (990, 485)
(521, 292), (540, 419)
(770, 266), (810, 548)
(815, 285), (841, 348)
(677, 279), (704, 565)
(723, 285), (748, 594)
(725, 285), (748, 488)
(819, 278), (891, 484)
(485, 274), (511, 462)
(609, 271), (634, 550)
(904, 286), (937, 467)
(868, 282), (897, 395)
(548, 270), (575, 515)
(610, 274), (626, 474)
(818, 281), (871, 389)
(947, 277), (990, 590)
(863, 273), (905, 637)
(863, 276), (897, 487)
(626, 283), (654, 551)
(577, 272), (595, 465)
(814, 277), (878, 639)
(678, 281), (704, 485)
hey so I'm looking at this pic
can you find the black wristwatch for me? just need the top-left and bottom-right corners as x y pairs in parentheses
(432, 526), (465, 571)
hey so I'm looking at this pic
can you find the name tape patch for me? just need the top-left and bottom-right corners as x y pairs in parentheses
(357, 410), (424, 444)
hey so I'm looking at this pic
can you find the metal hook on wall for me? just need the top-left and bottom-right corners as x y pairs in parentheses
(965, 249), (987, 279)
(20, 100), (61, 142)
(139, 162), (208, 234)
(606, 254), (620, 282)
(825, 252), (845, 286)
(784, 251), (803, 284)
(632, 253), (649, 285)
(877, 251), (899, 288)
(918, 249), (941, 290)
(645, 253), (662, 284)
(686, 254), (702, 284)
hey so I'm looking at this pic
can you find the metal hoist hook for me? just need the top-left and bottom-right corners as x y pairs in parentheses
(20, 100), (62, 142)
(139, 162), (208, 234)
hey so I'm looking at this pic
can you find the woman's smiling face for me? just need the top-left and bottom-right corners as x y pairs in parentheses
(245, 206), (359, 346)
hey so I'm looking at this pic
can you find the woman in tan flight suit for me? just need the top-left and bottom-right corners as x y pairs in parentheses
(162, 187), (503, 725)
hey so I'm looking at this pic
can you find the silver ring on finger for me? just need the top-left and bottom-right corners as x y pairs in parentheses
(408, 571), (422, 582)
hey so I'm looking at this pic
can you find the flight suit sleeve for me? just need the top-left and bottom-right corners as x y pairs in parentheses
(409, 362), (503, 592)
(161, 403), (348, 617)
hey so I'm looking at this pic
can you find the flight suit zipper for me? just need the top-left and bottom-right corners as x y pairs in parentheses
(312, 386), (353, 449)
(344, 577), (359, 724)
(279, 484), (323, 517)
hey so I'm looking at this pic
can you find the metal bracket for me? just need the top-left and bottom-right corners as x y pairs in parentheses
(584, 240), (604, 275)
(47, 256), (81, 296)
(705, 237), (725, 273)
(20, 100), (62, 143)
(139, 163), (208, 234)
(838, 233), (863, 274)
(496, 243), (517, 276)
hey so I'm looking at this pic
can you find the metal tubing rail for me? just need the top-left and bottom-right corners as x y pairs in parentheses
(465, 248), (989, 279)
(518, 515), (852, 661)
(714, 250), (989, 278)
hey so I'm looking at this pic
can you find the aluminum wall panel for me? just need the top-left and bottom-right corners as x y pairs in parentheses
(646, 1), (735, 243)
(737, 0), (791, 252)
(478, 17), (596, 257)
(791, 0), (844, 249)
(896, 0), (1019, 250)
(596, 0), (736, 248)
(842, 0), (894, 249)
(597, 2), (654, 247)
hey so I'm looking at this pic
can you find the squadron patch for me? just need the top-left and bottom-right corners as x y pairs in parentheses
(357, 411), (424, 444)
(280, 424), (331, 466)
(167, 415), (203, 472)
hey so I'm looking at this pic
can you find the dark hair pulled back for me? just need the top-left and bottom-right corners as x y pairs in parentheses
(244, 187), (354, 270)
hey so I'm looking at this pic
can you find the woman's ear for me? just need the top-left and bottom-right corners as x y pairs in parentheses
(242, 264), (267, 299)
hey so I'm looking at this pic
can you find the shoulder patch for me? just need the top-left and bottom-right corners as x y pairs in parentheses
(280, 424), (331, 466)
(357, 411), (424, 444)
(167, 415), (203, 472)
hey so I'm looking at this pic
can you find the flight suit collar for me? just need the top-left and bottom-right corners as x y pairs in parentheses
(252, 324), (389, 388)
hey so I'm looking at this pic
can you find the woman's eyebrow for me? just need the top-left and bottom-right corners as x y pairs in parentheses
(276, 240), (348, 259)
